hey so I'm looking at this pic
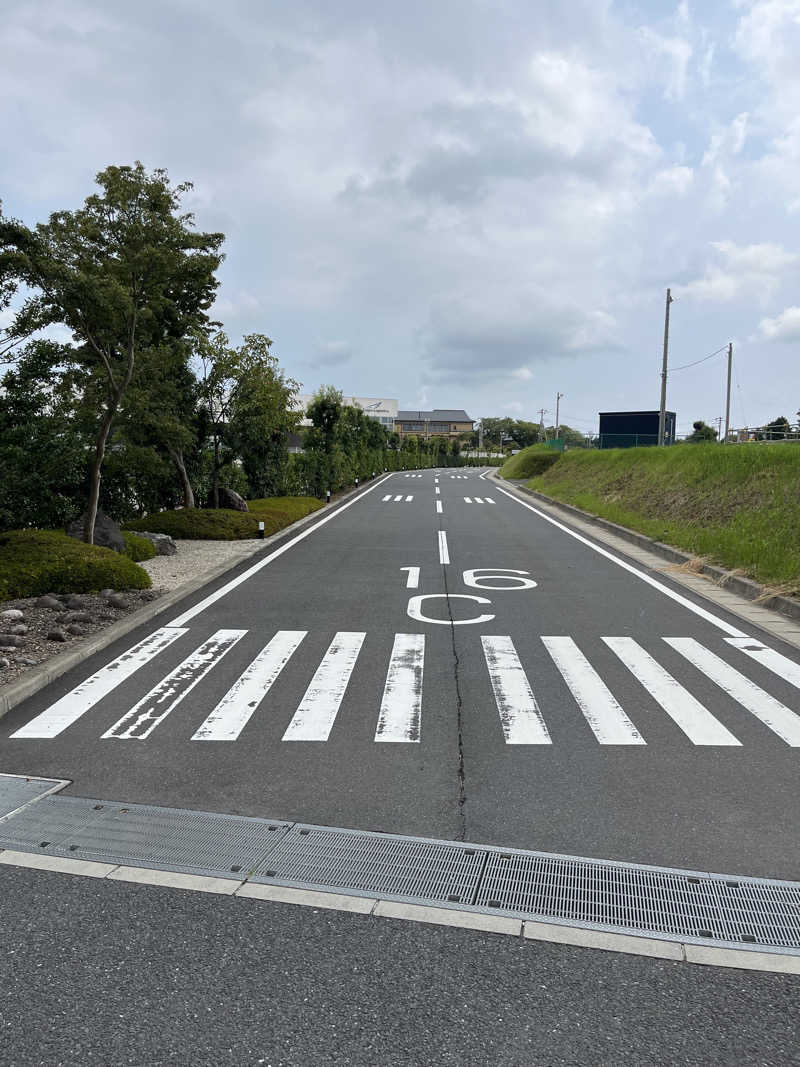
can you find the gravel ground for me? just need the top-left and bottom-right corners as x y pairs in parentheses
(0, 539), (263, 687)
(139, 538), (264, 594)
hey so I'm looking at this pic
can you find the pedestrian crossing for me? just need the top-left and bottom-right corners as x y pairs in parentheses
(402, 474), (423, 478)
(464, 496), (495, 504)
(11, 628), (800, 748)
(382, 494), (415, 503)
(450, 475), (469, 480)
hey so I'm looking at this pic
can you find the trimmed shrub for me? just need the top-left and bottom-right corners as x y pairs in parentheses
(122, 530), (157, 562)
(0, 530), (151, 600)
(124, 497), (323, 541)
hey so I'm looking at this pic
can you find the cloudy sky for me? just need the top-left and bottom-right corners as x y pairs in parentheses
(2, 0), (799, 434)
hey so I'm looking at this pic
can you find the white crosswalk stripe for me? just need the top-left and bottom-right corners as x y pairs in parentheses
(283, 632), (366, 741)
(482, 636), (551, 744)
(666, 638), (800, 746)
(11, 628), (800, 748)
(603, 637), (740, 745)
(375, 633), (425, 742)
(102, 630), (246, 741)
(10, 627), (189, 739)
(192, 630), (307, 741)
(542, 637), (645, 744)
(725, 637), (800, 691)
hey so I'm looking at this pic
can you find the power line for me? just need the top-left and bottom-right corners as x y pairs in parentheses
(668, 345), (728, 373)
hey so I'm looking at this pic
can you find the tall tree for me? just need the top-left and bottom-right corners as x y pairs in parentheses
(119, 340), (201, 508)
(0, 163), (223, 542)
(305, 385), (344, 455)
(227, 334), (301, 497)
(194, 329), (238, 508)
(0, 340), (90, 531)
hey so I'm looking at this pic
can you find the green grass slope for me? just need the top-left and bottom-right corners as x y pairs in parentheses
(528, 443), (800, 590)
(500, 444), (560, 479)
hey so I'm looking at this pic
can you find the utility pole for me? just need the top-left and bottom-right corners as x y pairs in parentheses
(555, 393), (564, 438)
(714, 416), (723, 440)
(538, 408), (548, 441)
(723, 341), (733, 444)
(658, 288), (673, 446)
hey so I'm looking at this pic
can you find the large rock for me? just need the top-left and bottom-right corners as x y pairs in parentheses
(216, 488), (249, 512)
(66, 510), (126, 553)
(135, 531), (177, 556)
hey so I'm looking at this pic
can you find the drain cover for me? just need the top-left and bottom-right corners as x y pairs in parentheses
(0, 795), (291, 879)
(251, 824), (486, 905)
(0, 774), (68, 822)
(475, 849), (800, 949)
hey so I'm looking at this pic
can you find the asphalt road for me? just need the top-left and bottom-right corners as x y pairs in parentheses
(2, 865), (798, 1067)
(2, 468), (800, 879)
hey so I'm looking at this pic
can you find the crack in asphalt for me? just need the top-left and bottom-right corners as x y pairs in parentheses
(439, 524), (467, 842)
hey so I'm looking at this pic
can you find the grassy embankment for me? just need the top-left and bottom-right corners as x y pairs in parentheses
(501, 443), (800, 591)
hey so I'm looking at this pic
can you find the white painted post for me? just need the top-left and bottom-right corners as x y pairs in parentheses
(258, 520), (265, 540)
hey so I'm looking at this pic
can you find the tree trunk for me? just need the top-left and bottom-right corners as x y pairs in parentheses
(167, 445), (195, 509)
(211, 435), (220, 514)
(83, 402), (117, 544)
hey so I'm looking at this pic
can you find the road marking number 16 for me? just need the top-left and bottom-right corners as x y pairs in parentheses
(403, 568), (537, 625)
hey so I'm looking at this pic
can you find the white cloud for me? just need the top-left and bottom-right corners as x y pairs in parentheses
(1, 0), (799, 426)
(759, 306), (800, 341)
(675, 241), (798, 302)
(638, 27), (692, 100)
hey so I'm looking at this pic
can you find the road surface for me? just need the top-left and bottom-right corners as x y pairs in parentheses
(3, 468), (798, 879)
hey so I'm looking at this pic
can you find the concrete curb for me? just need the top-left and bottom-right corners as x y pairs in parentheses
(0, 485), (367, 722)
(491, 471), (800, 623)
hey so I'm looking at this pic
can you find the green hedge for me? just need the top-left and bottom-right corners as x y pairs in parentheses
(124, 497), (323, 541)
(0, 530), (151, 600)
(122, 530), (157, 562)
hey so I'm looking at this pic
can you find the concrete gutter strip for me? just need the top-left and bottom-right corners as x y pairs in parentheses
(0, 484), (365, 721)
(493, 472), (800, 624)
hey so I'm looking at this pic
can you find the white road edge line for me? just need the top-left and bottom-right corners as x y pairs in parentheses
(168, 473), (394, 627)
(494, 484), (747, 638)
(0, 853), (796, 972)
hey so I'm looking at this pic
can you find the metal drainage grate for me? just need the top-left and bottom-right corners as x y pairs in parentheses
(250, 824), (486, 906)
(0, 774), (69, 823)
(0, 796), (291, 879)
(0, 787), (798, 953)
(474, 850), (800, 950)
